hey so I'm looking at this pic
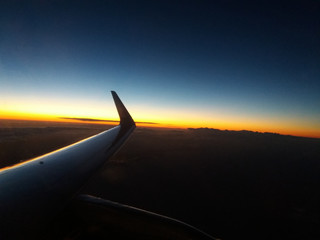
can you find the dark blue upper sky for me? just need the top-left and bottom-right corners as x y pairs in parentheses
(1, 0), (319, 136)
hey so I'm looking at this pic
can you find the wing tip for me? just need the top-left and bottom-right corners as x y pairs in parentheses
(111, 91), (135, 127)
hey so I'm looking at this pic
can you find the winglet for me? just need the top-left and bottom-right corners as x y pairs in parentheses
(111, 91), (135, 127)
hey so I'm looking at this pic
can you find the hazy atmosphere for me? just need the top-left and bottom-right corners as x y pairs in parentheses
(1, 0), (319, 137)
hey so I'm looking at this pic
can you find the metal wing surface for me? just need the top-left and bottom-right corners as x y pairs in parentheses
(0, 91), (216, 239)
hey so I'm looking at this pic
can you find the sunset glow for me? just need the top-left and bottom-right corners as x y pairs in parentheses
(0, 1), (319, 139)
(1, 104), (319, 138)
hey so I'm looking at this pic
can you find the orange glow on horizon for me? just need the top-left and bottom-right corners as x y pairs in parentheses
(0, 109), (319, 139)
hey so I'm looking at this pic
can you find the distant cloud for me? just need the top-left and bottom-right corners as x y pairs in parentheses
(59, 117), (158, 125)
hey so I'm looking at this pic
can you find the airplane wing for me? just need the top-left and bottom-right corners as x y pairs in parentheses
(0, 91), (216, 239)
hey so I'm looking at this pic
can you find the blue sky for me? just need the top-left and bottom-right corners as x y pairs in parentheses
(0, 1), (319, 137)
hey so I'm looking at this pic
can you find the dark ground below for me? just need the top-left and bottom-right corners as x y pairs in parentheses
(1, 120), (320, 240)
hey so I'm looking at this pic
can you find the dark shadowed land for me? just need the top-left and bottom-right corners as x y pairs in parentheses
(1, 120), (320, 240)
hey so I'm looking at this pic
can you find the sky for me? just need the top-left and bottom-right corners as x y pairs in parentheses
(0, 0), (319, 137)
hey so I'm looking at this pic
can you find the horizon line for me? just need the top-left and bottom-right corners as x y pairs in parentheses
(0, 118), (319, 140)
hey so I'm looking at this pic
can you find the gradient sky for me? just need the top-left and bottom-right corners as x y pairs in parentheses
(0, 0), (319, 137)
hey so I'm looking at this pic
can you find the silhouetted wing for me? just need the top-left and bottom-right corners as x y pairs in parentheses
(0, 91), (135, 238)
(0, 92), (216, 240)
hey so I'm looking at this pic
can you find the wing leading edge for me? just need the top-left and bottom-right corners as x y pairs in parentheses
(0, 91), (217, 239)
(0, 91), (135, 238)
